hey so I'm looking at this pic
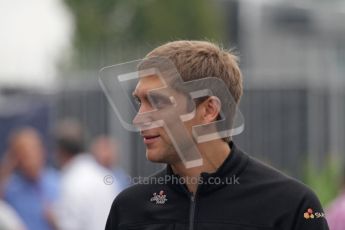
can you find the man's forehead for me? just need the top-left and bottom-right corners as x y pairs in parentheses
(133, 75), (166, 96)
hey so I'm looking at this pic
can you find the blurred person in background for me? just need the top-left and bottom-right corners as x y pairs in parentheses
(54, 120), (120, 230)
(0, 127), (59, 230)
(326, 167), (345, 230)
(90, 135), (131, 191)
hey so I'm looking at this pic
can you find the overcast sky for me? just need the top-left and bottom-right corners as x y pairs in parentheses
(0, 0), (73, 89)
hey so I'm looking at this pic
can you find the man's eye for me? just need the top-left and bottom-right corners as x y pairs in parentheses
(150, 96), (173, 109)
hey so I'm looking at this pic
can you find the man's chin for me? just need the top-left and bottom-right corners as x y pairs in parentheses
(146, 149), (180, 166)
(146, 150), (165, 163)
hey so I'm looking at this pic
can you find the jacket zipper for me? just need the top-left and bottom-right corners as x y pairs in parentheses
(189, 194), (196, 230)
(178, 177), (200, 230)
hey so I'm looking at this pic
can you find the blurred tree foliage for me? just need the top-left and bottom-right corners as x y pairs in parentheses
(303, 156), (343, 207)
(63, 0), (225, 69)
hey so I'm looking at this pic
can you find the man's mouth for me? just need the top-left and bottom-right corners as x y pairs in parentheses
(143, 135), (160, 144)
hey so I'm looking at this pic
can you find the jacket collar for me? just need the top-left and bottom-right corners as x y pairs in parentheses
(166, 141), (249, 194)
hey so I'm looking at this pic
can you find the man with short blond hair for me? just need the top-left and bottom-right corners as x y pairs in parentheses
(146, 41), (243, 104)
(105, 41), (329, 230)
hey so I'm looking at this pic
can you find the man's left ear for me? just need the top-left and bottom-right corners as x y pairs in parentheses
(202, 96), (221, 123)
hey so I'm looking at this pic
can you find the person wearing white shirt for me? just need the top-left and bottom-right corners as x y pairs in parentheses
(56, 153), (120, 230)
(0, 200), (26, 230)
(54, 120), (120, 230)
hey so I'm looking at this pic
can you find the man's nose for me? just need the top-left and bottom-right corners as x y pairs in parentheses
(133, 113), (156, 130)
(132, 102), (153, 126)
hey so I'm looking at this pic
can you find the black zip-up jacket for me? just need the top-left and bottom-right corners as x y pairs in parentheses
(105, 142), (329, 230)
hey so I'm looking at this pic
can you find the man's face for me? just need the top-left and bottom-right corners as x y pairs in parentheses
(132, 75), (201, 165)
(13, 131), (45, 180)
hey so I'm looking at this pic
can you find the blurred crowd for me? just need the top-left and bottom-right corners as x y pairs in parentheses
(0, 120), (130, 230)
(1, 119), (345, 230)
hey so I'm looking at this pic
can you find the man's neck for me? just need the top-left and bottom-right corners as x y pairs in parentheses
(170, 140), (231, 194)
